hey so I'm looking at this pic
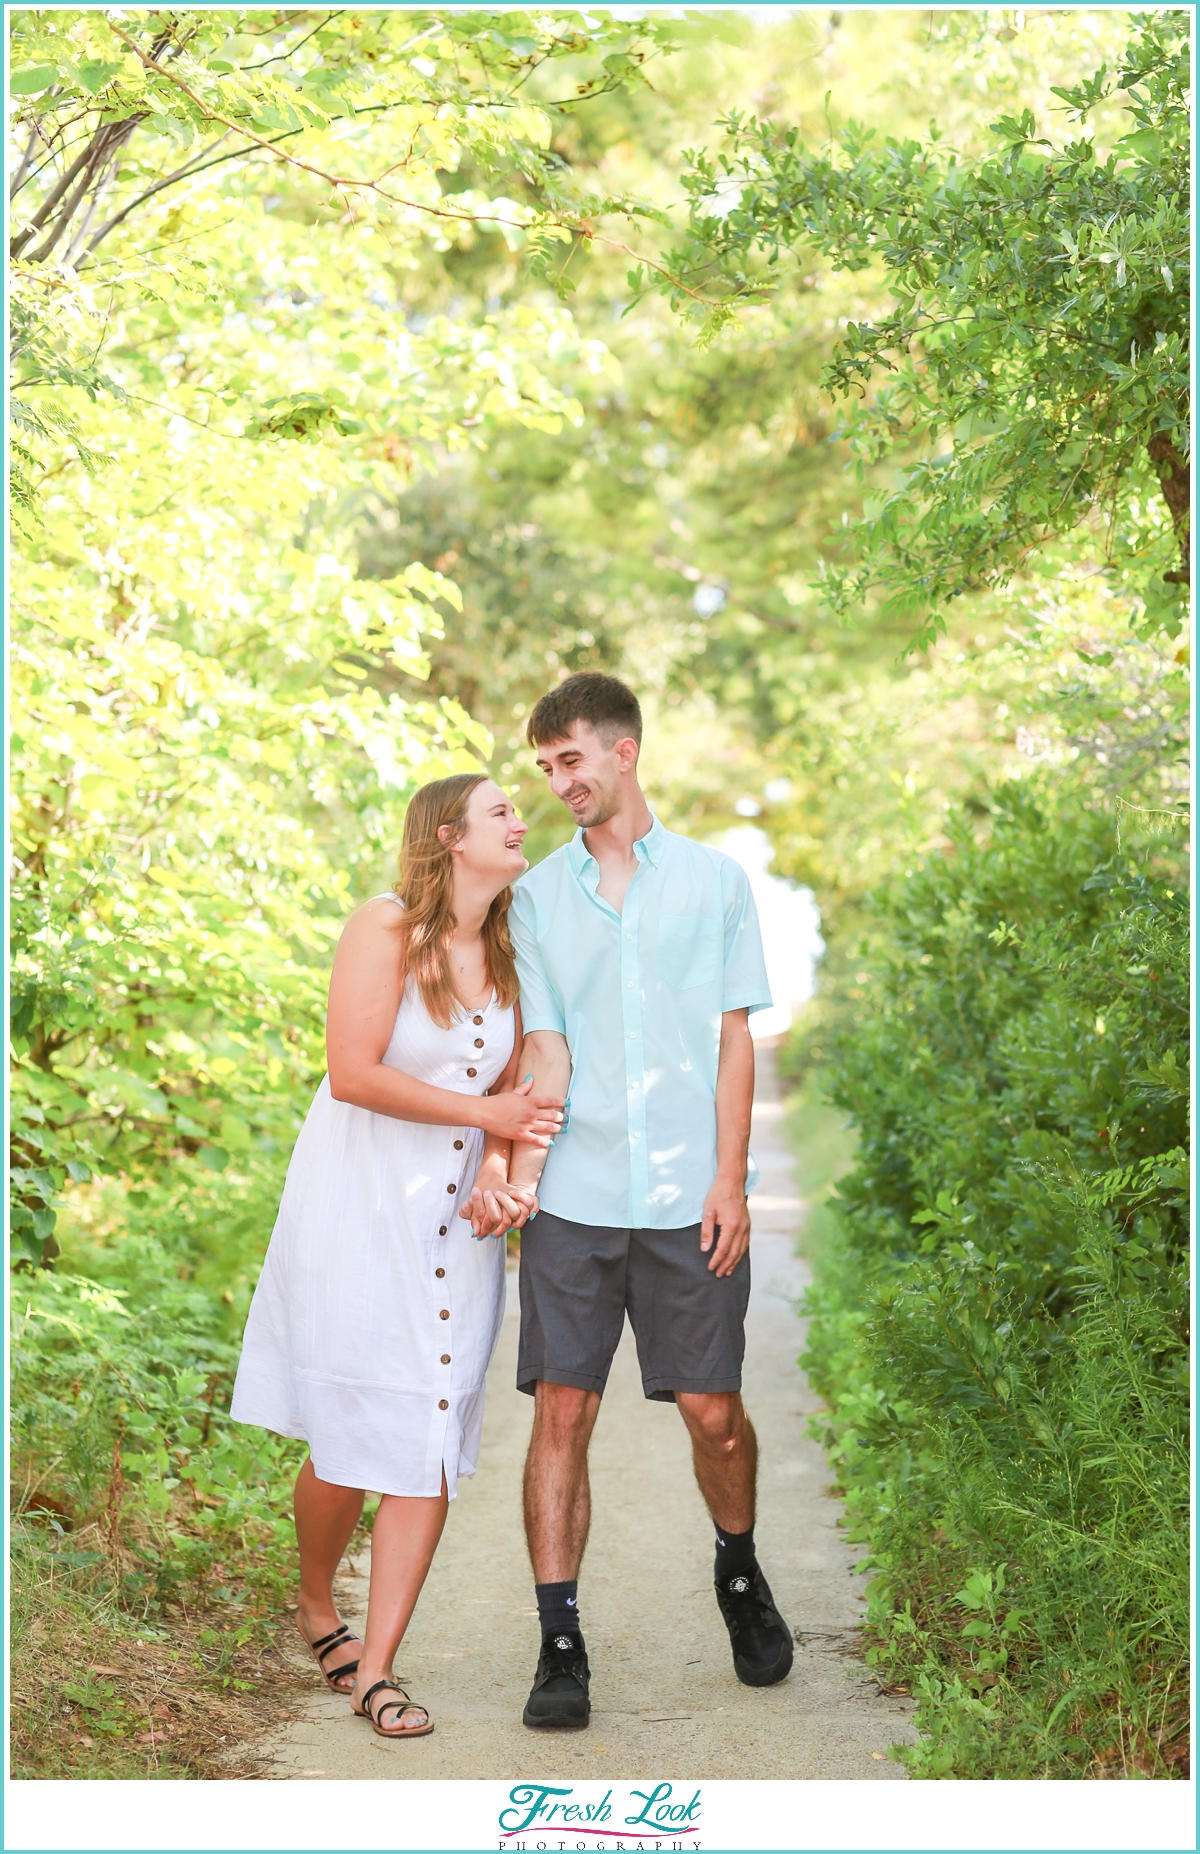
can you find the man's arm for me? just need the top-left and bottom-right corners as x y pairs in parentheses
(509, 1029), (573, 1195)
(700, 1007), (754, 1277)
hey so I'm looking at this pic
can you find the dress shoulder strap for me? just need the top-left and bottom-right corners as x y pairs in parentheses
(371, 893), (405, 908)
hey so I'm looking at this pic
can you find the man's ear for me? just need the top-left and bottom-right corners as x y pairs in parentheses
(613, 736), (640, 773)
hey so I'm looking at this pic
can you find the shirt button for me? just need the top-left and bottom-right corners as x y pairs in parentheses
(473, 1014), (483, 1025)
(633, 1131), (641, 1138)
(473, 1038), (484, 1048)
(466, 1067), (477, 1078)
(439, 1225), (447, 1235)
(441, 1354), (450, 1365)
(629, 1031), (636, 1039)
(438, 1399), (449, 1411)
(436, 1267), (445, 1278)
(453, 1139), (463, 1150)
(439, 1309), (450, 1321)
(626, 933), (632, 940)
(447, 1183), (456, 1193)
(627, 981), (633, 988)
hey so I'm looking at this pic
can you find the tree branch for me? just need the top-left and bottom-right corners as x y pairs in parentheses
(104, 21), (732, 308)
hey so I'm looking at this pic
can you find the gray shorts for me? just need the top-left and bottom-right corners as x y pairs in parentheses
(517, 1210), (750, 1403)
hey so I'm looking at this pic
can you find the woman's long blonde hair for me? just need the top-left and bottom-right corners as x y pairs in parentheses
(393, 772), (520, 1028)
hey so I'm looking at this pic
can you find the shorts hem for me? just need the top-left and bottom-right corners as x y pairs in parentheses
(516, 1366), (609, 1399)
(642, 1373), (743, 1403)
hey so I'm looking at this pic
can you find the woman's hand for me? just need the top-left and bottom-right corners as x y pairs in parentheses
(478, 1072), (564, 1146)
(460, 1160), (539, 1239)
(502, 1184), (539, 1230)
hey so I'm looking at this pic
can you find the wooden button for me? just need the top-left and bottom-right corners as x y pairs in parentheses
(438, 1225), (447, 1235)
(435, 1267), (445, 1279)
(473, 1015), (483, 1025)
(447, 1183), (456, 1193)
(438, 1399), (449, 1411)
(439, 1309), (449, 1321)
(441, 1354), (450, 1365)
(473, 1038), (484, 1048)
(453, 1139), (463, 1150)
(466, 1068), (477, 1078)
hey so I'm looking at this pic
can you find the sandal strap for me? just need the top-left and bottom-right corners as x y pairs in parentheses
(326, 1658), (359, 1682)
(376, 1699), (427, 1726)
(312, 1625), (352, 1661)
(360, 1678), (423, 1724)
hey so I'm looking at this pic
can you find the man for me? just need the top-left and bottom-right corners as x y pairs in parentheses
(506, 671), (793, 1731)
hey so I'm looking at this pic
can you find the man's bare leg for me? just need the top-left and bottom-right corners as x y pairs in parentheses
(674, 1390), (757, 1532)
(522, 1381), (601, 1729)
(523, 1381), (601, 1581)
(676, 1390), (792, 1686)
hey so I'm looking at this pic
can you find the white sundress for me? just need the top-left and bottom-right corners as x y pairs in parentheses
(230, 911), (514, 1498)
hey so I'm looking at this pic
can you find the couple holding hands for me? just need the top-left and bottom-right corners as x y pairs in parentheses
(231, 673), (793, 1740)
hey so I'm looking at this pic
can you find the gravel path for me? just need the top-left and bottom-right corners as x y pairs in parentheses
(258, 1046), (916, 1780)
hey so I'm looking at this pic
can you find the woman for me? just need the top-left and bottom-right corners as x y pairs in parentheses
(230, 773), (563, 1739)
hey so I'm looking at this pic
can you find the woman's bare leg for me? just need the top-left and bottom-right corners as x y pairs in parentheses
(353, 1477), (449, 1732)
(293, 1457), (365, 1688)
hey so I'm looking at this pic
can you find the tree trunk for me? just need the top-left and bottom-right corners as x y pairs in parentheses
(1147, 432), (1190, 586)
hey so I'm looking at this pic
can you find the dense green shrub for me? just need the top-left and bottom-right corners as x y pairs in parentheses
(800, 780), (1189, 1778)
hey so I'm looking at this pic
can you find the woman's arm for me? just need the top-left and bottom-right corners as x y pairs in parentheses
(325, 901), (563, 1145)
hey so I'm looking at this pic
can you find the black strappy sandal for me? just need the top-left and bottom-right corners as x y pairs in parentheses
(300, 1621), (361, 1694)
(353, 1677), (434, 1739)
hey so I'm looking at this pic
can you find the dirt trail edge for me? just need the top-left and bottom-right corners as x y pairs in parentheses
(257, 1045), (917, 1780)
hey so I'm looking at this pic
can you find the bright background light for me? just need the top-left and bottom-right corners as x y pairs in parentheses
(720, 826), (824, 1039)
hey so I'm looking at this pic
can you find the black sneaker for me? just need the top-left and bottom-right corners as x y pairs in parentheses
(715, 1565), (794, 1687)
(522, 1630), (591, 1729)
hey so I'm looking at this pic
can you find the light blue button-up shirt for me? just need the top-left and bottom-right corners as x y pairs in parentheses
(509, 815), (773, 1230)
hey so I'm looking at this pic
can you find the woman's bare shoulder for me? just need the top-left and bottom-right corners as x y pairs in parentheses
(338, 894), (406, 945)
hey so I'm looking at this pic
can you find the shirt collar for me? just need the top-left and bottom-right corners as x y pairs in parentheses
(568, 812), (666, 875)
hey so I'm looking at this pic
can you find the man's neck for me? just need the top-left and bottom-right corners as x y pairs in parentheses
(581, 785), (655, 864)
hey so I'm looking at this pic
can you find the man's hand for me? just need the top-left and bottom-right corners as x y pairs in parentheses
(461, 1157), (539, 1238)
(700, 1175), (751, 1277)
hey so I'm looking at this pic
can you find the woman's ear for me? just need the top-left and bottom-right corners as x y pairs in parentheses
(436, 823), (454, 847)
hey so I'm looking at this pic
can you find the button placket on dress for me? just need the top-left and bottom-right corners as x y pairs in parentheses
(429, 999), (484, 1484)
(426, 1146), (456, 1475)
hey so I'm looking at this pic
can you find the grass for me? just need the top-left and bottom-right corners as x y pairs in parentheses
(780, 1071), (857, 1265)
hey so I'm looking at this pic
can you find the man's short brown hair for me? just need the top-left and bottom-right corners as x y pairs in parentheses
(526, 672), (643, 750)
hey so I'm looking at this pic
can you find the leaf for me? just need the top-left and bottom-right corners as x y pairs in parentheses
(10, 66), (59, 94)
(74, 60), (123, 94)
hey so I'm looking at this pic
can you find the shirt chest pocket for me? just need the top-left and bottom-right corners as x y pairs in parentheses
(657, 914), (720, 990)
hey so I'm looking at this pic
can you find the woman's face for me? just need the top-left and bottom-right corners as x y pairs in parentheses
(451, 779), (529, 884)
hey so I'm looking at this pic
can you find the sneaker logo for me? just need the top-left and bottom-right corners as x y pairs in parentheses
(554, 1635), (574, 1651)
(729, 1575), (750, 1593)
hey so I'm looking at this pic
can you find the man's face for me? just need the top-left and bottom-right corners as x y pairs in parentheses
(534, 722), (631, 829)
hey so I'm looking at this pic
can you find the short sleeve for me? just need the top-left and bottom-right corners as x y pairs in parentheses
(509, 882), (567, 1035)
(719, 859), (773, 1016)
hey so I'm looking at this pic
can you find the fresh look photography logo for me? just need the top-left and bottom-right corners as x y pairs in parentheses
(499, 1781), (702, 1848)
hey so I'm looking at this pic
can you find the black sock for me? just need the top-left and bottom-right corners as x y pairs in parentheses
(714, 1524), (757, 1582)
(536, 1579), (582, 1638)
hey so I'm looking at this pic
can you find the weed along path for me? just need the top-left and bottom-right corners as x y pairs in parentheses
(257, 1046), (916, 1781)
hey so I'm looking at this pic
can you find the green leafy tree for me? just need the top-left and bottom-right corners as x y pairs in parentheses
(648, 10), (1189, 643)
